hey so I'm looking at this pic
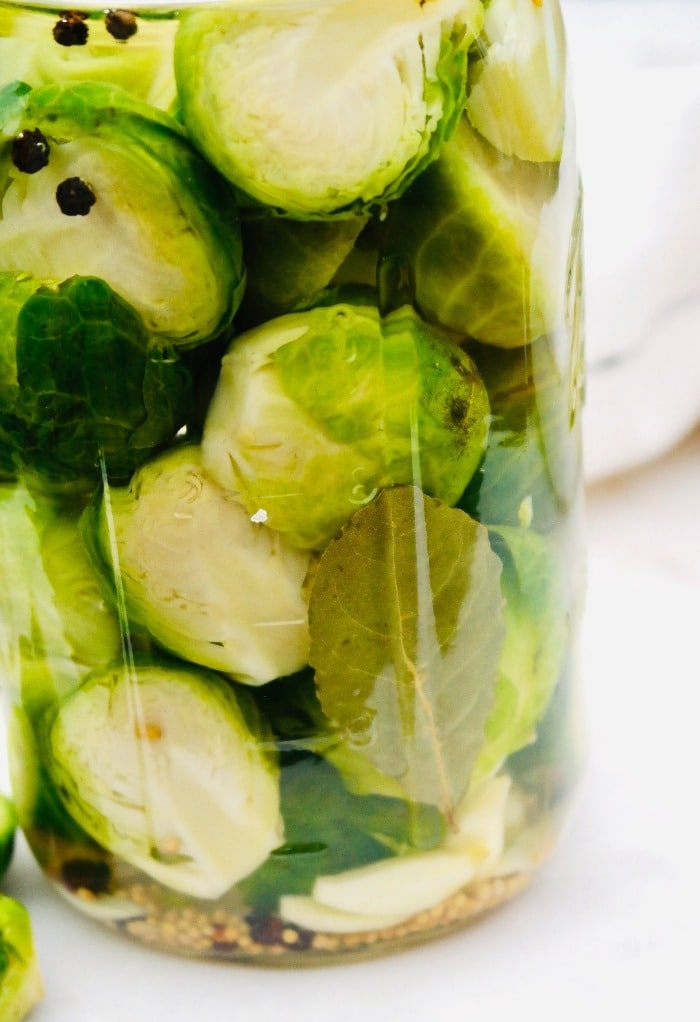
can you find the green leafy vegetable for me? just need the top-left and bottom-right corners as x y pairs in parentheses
(174, 0), (483, 217)
(4, 275), (192, 488)
(0, 80), (244, 346)
(202, 303), (489, 550)
(309, 486), (504, 818)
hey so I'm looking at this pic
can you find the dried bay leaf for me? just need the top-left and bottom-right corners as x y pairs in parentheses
(309, 486), (505, 819)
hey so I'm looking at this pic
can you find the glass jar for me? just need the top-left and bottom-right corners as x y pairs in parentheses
(0, 0), (585, 964)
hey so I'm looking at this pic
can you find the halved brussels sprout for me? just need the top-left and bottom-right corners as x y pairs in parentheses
(383, 116), (571, 347)
(0, 80), (244, 346)
(201, 303), (490, 549)
(0, 6), (178, 110)
(48, 660), (283, 898)
(88, 444), (313, 685)
(0, 895), (43, 1022)
(466, 0), (567, 163)
(174, 0), (483, 217)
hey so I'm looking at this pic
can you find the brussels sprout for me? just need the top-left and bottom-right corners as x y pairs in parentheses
(202, 303), (489, 549)
(0, 274), (193, 488)
(0, 795), (16, 879)
(0, 80), (244, 346)
(466, 0), (567, 163)
(88, 444), (313, 685)
(48, 660), (283, 898)
(0, 6), (178, 110)
(174, 0), (483, 217)
(0, 895), (43, 1022)
(382, 116), (571, 347)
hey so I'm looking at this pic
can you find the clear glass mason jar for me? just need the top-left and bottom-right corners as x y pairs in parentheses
(0, 0), (585, 963)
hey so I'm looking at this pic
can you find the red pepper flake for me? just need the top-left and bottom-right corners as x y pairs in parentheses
(53, 11), (89, 47)
(105, 10), (138, 42)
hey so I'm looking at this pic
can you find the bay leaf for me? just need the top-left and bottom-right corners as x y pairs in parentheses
(309, 486), (505, 819)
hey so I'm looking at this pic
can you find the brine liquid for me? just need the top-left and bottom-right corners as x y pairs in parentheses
(0, 1), (585, 962)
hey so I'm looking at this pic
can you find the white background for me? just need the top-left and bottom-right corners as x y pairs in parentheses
(3, 2), (700, 1019)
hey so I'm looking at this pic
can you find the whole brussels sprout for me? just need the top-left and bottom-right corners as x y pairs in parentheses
(202, 303), (490, 550)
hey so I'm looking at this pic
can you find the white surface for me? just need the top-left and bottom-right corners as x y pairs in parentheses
(3, 428), (700, 1021)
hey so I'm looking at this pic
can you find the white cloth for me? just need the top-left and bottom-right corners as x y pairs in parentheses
(563, 0), (700, 479)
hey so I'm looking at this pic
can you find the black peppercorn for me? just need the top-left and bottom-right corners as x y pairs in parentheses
(105, 9), (138, 41)
(56, 177), (97, 217)
(11, 129), (51, 174)
(53, 11), (89, 47)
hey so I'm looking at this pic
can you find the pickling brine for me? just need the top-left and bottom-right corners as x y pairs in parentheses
(0, 0), (585, 964)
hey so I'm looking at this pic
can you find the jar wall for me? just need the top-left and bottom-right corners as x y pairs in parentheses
(0, 0), (585, 963)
